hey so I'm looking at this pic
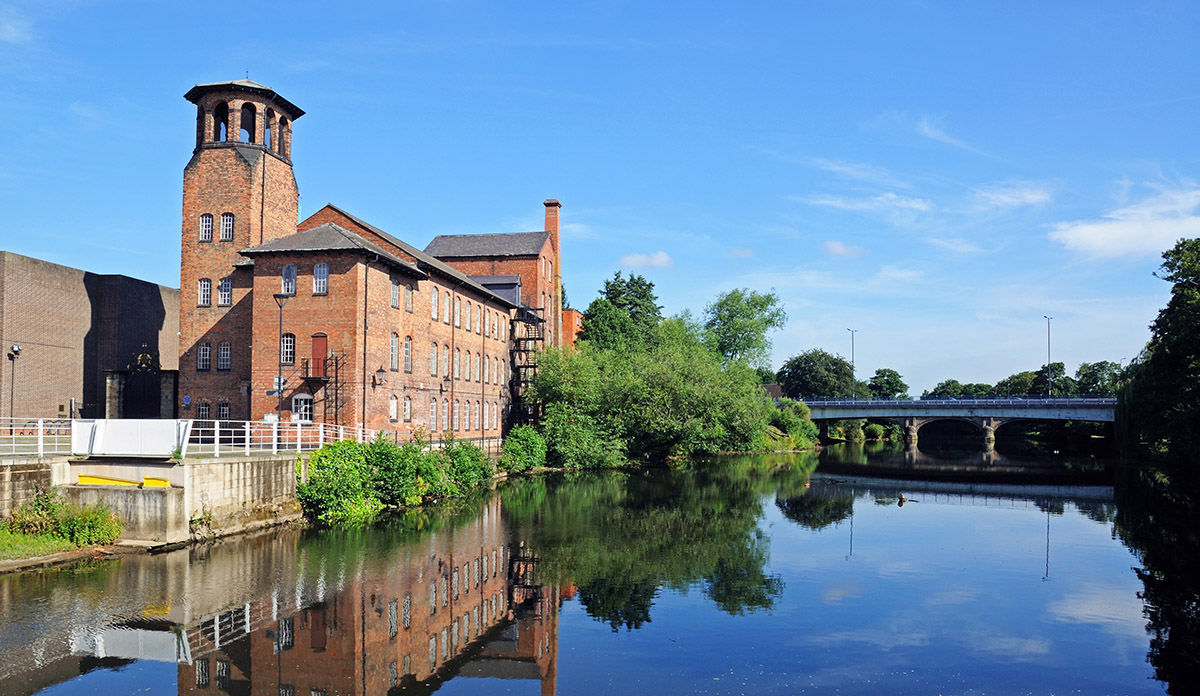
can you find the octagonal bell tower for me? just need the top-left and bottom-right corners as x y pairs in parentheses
(178, 80), (304, 420)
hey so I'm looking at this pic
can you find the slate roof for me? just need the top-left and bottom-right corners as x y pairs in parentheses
(239, 223), (426, 279)
(310, 206), (520, 308)
(471, 275), (523, 306)
(424, 231), (549, 258)
(183, 79), (305, 118)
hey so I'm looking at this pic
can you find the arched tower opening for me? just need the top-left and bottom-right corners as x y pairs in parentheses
(239, 102), (257, 143)
(212, 102), (229, 142)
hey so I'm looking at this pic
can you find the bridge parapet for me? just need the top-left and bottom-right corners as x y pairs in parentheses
(803, 396), (1116, 423)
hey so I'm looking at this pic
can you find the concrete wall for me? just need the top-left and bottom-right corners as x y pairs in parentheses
(65, 485), (188, 542)
(182, 455), (302, 535)
(0, 456), (71, 517)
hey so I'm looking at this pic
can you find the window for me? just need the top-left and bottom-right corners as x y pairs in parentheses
(389, 599), (398, 638)
(389, 395), (398, 421)
(403, 396), (411, 422)
(454, 349), (460, 380)
(485, 309), (491, 337)
(404, 336), (412, 373)
(483, 401), (489, 430)
(402, 593), (412, 629)
(391, 279), (400, 308)
(429, 399), (437, 429)
(473, 401), (479, 430)
(313, 263), (328, 294)
(476, 307), (482, 334)
(453, 401), (460, 430)
(443, 292), (450, 323)
(465, 351), (471, 381)
(494, 401), (499, 429)
(466, 303), (472, 332)
(196, 658), (210, 687)
(197, 402), (211, 419)
(430, 343), (438, 377)
(454, 296), (460, 327)
(442, 400), (448, 431)
(218, 278), (232, 306)
(199, 214), (213, 242)
(443, 346), (450, 377)
(198, 278), (211, 307)
(217, 402), (230, 419)
(431, 287), (439, 319)
(476, 354), (481, 382)
(405, 285), (413, 312)
(483, 355), (489, 384)
(281, 265), (297, 294)
(280, 333), (295, 365)
(220, 213), (235, 241)
(217, 342), (231, 370)
(197, 343), (211, 370)
(279, 618), (294, 648)
(292, 395), (313, 422)
(390, 333), (399, 371)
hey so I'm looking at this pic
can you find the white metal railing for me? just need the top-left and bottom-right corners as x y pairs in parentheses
(802, 396), (1117, 408)
(0, 418), (73, 457)
(183, 420), (378, 457)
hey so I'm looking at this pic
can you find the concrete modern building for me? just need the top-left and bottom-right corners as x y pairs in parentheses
(0, 251), (179, 420)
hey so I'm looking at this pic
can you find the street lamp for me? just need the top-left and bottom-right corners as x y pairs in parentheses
(274, 293), (293, 420)
(1043, 315), (1052, 397)
(847, 328), (858, 399)
(7, 344), (20, 419)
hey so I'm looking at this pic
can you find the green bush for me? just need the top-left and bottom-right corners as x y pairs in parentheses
(499, 425), (547, 473)
(372, 434), (457, 507)
(543, 403), (627, 469)
(769, 398), (819, 449)
(298, 440), (384, 525)
(863, 423), (885, 440)
(6, 489), (121, 546)
(441, 435), (493, 490)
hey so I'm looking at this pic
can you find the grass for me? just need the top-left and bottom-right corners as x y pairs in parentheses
(0, 527), (76, 561)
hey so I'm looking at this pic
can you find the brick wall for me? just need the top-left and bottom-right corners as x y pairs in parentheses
(0, 456), (69, 518)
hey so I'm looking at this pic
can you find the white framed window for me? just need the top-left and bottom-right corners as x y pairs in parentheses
(476, 354), (481, 382)
(217, 402), (230, 420)
(404, 336), (412, 373)
(429, 399), (437, 429)
(443, 346), (450, 377)
(391, 279), (400, 308)
(313, 263), (329, 294)
(217, 341), (231, 370)
(280, 333), (295, 365)
(197, 343), (211, 370)
(483, 355), (489, 383)
(431, 287), (438, 319)
(466, 303), (472, 332)
(465, 351), (471, 381)
(281, 265), (297, 295)
(405, 285), (413, 312)
(476, 307), (482, 334)
(220, 213), (235, 241)
(454, 349), (460, 379)
(473, 401), (479, 430)
(197, 402), (210, 419)
(430, 343), (438, 377)
(198, 278), (211, 307)
(443, 292), (450, 323)
(442, 399), (448, 431)
(389, 395), (398, 421)
(453, 401), (459, 431)
(403, 395), (411, 422)
(218, 278), (232, 306)
(199, 214), (213, 242)
(483, 401), (489, 430)
(390, 333), (399, 371)
(454, 296), (460, 327)
(292, 395), (313, 422)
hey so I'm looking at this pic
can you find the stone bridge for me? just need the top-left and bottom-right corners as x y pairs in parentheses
(802, 397), (1117, 447)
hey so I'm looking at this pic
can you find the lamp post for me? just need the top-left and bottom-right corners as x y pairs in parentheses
(274, 293), (292, 420)
(7, 344), (20, 419)
(1043, 315), (1052, 397)
(847, 328), (858, 399)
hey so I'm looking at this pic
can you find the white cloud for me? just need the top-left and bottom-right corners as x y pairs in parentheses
(1049, 186), (1200, 259)
(973, 182), (1052, 209)
(800, 192), (933, 213)
(1047, 586), (1147, 638)
(728, 247), (754, 258)
(619, 250), (673, 268)
(874, 264), (923, 284)
(916, 115), (984, 155)
(806, 157), (910, 188)
(824, 240), (865, 257)
(924, 237), (985, 254)
(0, 9), (32, 44)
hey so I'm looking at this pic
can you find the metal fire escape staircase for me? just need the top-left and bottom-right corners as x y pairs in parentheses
(510, 306), (545, 426)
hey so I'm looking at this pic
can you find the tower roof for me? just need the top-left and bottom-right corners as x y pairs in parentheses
(184, 79), (305, 119)
(424, 231), (550, 258)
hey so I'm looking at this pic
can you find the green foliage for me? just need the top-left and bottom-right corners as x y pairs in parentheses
(868, 368), (908, 399)
(543, 402), (627, 469)
(701, 288), (787, 369)
(499, 425), (547, 473)
(863, 422), (885, 440)
(776, 349), (855, 399)
(579, 297), (641, 352)
(441, 435), (493, 490)
(923, 379), (992, 398)
(5, 489), (121, 547)
(0, 526), (75, 560)
(993, 371), (1036, 396)
(372, 435), (457, 507)
(298, 440), (384, 525)
(1075, 360), (1123, 395)
(768, 398), (819, 449)
(776, 491), (854, 530)
(601, 271), (662, 333)
(1031, 362), (1076, 396)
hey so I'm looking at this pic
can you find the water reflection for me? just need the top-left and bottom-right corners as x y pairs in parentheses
(820, 440), (1112, 484)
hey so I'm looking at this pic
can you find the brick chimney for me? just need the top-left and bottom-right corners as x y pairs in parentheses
(543, 199), (561, 239)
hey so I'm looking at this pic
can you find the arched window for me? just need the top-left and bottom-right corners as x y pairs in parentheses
(218, 278), (232, 306)
(444, 292), (450, 323)
(493, 401), (499, 430)
(390, 333), (399, 371)
(197, 343), (211, 371)
(454, 296), (461, 327)
(454, 348), (461, 379)
(465, 351), (471, 381)
(473, 401), (479, 430)
(466, 303), (472, 331)
(389, 395), (398, 421)
(280, 333), (295, 365)
(442, 399), (449, 432)
(404, 336), (413, 373)
(265, 108), (275, 149)
(277, 117), (289, 157)
(281, 265), (297, 294)
(217, 402), (231, 420)
(405, 285), (413, 312)
(240, 102), (256, 143)
(484, 309), (490, 337)
(391, 279), (400, 308)
(217, 342), (231, 370)
(431, 287), (439, 319)
(430, 343), (438, 377)
(403, 396), (412, 422)
(198, 278), (211, 307)
(443, 346), (450, 377)
(313, 263), (329, 294)
(475, 354), (481, 382)
(197, 402), (211, 419)
(483, 401), (489, 431)
(220, 213), (234, 241)
(430, 398), (438, 429)
(483, 354), (489, 383)
(453, 401), (460, 431)
(477, 306), (482, 334)
(213, 102), (229, 142)
(199, 214), (213, 242)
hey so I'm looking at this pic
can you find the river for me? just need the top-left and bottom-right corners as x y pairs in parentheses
(1, 445), (1195, 695)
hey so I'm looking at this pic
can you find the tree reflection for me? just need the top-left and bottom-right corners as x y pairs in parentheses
(775, 492), (854, 530)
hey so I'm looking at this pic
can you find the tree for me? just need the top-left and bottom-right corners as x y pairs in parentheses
(924, 379), (963, 398)
(702, 288), (788, 368)
(1075, 360), (1123, 395)
(994, 371), (1036, 396)
(1031, 362), (1076, 396)
(867, 368), (908, 399)
(776, 349), (855, 399)
(602, 272), (662, 333)
(578, 297), (640, 352)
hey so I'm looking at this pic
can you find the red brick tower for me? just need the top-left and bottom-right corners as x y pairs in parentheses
(178, 80), (304, 420)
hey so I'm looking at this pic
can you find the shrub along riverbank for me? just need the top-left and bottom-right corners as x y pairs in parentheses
(0, 489), (123, 560)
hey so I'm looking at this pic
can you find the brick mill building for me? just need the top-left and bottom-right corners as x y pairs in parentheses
(178, 79), (563, 439)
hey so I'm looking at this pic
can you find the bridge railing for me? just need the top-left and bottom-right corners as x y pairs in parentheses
(802, 395), (1117, 408)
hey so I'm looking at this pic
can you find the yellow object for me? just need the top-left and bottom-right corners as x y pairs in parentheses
(142, 477), (171, 488)
(78, 474), (139, 487)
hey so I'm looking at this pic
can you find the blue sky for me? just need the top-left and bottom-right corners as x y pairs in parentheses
(1, 1), (1196, 393)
